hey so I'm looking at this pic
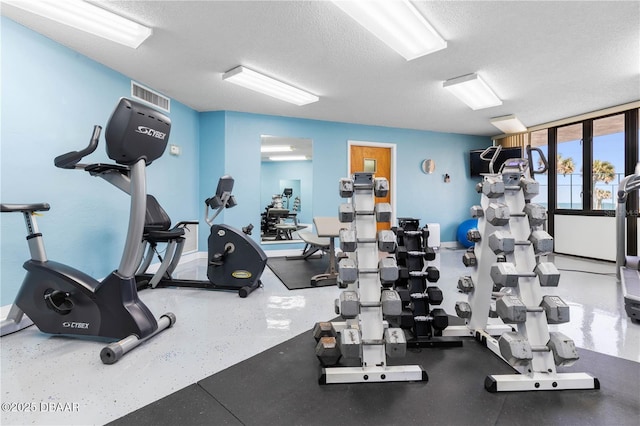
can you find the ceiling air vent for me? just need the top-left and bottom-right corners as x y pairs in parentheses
(131, 81), (170, 112)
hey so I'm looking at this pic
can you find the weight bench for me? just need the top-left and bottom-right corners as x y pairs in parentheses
(286, 230), (330, 260)
(275, 223), (298, 240)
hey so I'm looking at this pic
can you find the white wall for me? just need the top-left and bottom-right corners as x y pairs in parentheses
(554, 215), (616, 260)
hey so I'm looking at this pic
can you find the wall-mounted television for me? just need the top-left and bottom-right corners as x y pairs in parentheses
(469, 147), (523, 177)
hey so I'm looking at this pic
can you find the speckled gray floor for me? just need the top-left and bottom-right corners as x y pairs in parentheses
(0, 249), (637, 425)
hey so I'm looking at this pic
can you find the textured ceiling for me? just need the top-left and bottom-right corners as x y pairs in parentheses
(2, 0), (639, 136)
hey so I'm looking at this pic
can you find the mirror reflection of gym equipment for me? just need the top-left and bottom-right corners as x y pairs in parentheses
(260, 135), (313, 243)
(261, 184), (307, 241)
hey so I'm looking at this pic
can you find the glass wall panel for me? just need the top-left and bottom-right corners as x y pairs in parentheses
(592, 114), (624, 210)
(530, 129), (548, 208)
(556, 123), (583, 210)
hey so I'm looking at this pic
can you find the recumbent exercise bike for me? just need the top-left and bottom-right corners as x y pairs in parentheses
(135, 175), (268, 298)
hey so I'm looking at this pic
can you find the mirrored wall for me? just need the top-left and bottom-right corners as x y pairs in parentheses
(260, 135), (313, 244)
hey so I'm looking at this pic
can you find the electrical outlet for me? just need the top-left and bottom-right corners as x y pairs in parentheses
(169, 144), (180, 156)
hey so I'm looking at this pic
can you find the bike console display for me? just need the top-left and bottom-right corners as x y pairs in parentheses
(106, 98), (171, 166)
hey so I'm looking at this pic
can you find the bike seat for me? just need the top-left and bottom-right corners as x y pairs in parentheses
(84, 163), (129, 176)
(1, 203), (50, 213)
(146, 227), (185, 242)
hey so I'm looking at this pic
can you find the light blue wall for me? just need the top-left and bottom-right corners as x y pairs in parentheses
(1, 17), (491, 306)
(1, 17), (200, 305)
(217, 112), (490, 251)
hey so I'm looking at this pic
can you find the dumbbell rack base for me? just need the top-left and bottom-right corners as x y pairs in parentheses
(476, 329), (599, 392)
(485, 373), (600, 392)
(320, 365), (428, 385)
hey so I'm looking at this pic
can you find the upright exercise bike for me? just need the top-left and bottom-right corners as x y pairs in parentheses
(0, 98), (175, 363)
(135, 175), (268, 298)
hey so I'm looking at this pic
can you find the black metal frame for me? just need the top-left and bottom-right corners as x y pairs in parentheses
(546, 108), (639, 255)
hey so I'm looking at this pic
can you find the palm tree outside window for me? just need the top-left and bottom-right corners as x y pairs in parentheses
(592, 114), (624, 211)
(556, 123), (583, 210)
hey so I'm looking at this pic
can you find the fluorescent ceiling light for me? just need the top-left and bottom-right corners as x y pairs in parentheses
(491, 115), (527, 134)
(261, 145), (293, 153)
(269, 156), (308, 161)
(331, 0), (446, 60)
(443, 73), (502, 110)
(222, 66), (319, 106)
(4, 0), (152, 49)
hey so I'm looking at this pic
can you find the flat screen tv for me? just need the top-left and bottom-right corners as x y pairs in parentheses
(469, 147), (523, 177)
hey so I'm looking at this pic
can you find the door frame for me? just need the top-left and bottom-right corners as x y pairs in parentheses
(347, 140), (397, 226)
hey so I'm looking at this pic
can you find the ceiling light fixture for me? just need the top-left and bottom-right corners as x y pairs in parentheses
(268, 155), (308, 162)
(331, 0), (446, 60)
(261, 145), (293, 153)
(222, 66), (319, 106)
(3, 0), (152, 49)
(490, 115), (527, 134)
(443, 73), (502, 110)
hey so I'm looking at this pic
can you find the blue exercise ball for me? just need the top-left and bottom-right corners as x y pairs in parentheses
(457, 218), (478, 248)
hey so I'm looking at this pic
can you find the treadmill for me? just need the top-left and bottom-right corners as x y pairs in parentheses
(617, 163), (640, 322)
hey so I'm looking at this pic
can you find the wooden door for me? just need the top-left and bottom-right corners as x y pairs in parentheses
(349, 144), (392, 231)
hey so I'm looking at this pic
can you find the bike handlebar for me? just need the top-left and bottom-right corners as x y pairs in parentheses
(54, 125), (102, 169)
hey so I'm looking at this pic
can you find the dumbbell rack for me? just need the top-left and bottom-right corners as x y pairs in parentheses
(318, 173), (427, 384)
(392, 218), (460, 347)
(446, 159), (598, 392)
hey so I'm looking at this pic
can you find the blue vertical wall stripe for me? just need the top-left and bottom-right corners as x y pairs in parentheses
(1, 16), (491, 306)
(197, 111), (226, 250)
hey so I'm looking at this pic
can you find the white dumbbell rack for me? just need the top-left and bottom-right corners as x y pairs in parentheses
(447, 157), (598, 392)
(321, 173), (426, 384)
